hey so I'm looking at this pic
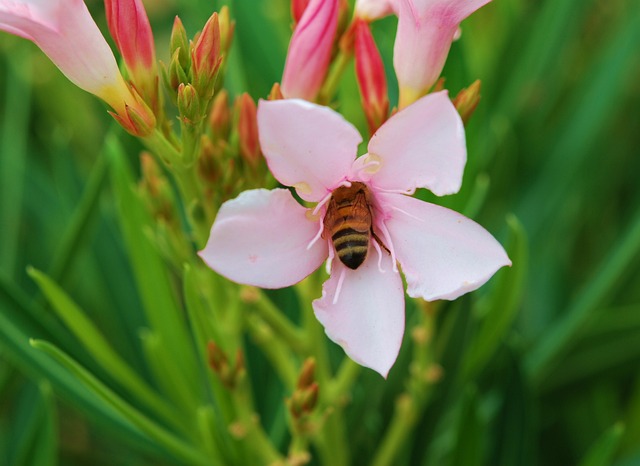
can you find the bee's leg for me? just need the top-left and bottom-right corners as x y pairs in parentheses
(372, 229), (391, 255)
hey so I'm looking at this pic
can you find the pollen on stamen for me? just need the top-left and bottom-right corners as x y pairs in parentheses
(358, 153), (382, 175)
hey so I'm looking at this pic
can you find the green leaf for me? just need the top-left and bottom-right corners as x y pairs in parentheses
(578, 423), (624, 466)
(106, 135), (200, 397)
(27, 267), (184, 432)
(449, 387), (484, 466)
(461, 214), (528, 381)
(30, 339), (212, 466)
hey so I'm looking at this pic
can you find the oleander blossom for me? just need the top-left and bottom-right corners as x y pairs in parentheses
(199, 91), (510, 377)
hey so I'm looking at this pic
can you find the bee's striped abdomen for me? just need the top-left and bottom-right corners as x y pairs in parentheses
(323, 182), (372, 270)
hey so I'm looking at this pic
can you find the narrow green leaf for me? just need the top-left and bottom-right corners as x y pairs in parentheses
(27, 267), (185, 432)
(526, 205), (640, 387)
(29, 381), (58, 466)
(449, 387), (484, 466)
(106, 135), (199, 395)
(578, 423), (624, 466)
(30, 339), (212, 466)
(461, 215), (528, 380)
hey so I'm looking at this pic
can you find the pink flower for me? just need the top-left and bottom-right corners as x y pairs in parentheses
(0, 0), (155, 135)
(199, 92), (510, 377)
(281, 0), (338, 100)
(104, 0), (157, 107)
(355, 0), (492, 108)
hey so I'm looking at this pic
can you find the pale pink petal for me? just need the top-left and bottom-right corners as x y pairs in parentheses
(0, 0), (126, 100)
(379, 192), (510, 301)
(313, 252), (405, 378)
(199, 189), (328, 288)
(362, 91), (466, 196)
(393, 0), (490, 102)
(355, 0), (396, 20)
(281, 0), (338, 100)
(257, 99), (362, 202)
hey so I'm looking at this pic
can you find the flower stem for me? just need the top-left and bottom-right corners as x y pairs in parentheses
(318, 48), (353, 104)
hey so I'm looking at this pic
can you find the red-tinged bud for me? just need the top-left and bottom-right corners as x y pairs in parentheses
(207, 341), (228, 374)
(191, 12), (222, 101)
(177, 83), (201, 125)
(268, 83), (284, 101)
(297, 358), (316, 389)
(431, 77), (446, 93)
(354, 19), (388, 135)
(218, 6), (235, 58)
(104, 0), (158, 110)
(452, 80), (481, 124)
(209, 90), (231, 141)
(198, 136), (221, 183)
(167, 48), (189, 92)
(236, 94), (261, 167)
(300, 382), (319, 413)
(281, 0), (338, 100)
(109, 89), (156, 136)
(291, 0), (311, 24)
(170, 16), (190, 68)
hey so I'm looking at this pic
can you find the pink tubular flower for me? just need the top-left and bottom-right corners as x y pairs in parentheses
(354, 0), (395, 20)
(354, 18), (389, 135)
(394, 0), (491, 107)
(199, 92), (510, 377)
(104, 0), (157, 107)
(0, 0), (155, 135)
(281, 0), (338, 100)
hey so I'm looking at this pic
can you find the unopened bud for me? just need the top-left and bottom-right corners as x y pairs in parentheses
(452, 80), (481, 124)
(177, 83), (201, 125)
(291, 0), (310, 24)
(354, 19), (388, 135)
(236, 93), (261, 167)
(297, 358), (316, 390)
(218, 6), (235, 58)
(165, 48), (189, 94)
(170, 16), (190, 69)
(268, 83), (284, 101)
(191, 12), (222, 102)
(209, 90), (231, 140)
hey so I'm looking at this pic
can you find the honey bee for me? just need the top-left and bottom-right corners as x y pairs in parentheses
(323, 182), (383, 270)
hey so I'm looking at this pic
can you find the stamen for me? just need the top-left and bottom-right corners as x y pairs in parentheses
(390, 205), (424, 222)
(325, 242), (334, 275)
(306, 219), (324, 250)
(312, 191), (333, 217)
(372, 240), (385, 273)
(333, 268), (346, 305)
(378, 221), (399, 273)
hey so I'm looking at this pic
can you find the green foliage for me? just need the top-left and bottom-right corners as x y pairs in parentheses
(1, 0), (640, 465)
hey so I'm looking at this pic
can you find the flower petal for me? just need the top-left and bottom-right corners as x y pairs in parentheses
(363, 91), (466, 196)
(354, 0), (396, 20)
(199, 189), (328, 288)
(0, 0), (126, 100)
(313, 252), (405, 378)
(257, 99), (362, 202)
(379, 192), (510, 301)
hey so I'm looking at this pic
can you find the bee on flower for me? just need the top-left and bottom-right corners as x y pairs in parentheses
(199, 92), (510, 377)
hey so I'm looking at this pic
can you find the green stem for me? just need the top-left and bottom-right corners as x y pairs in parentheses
(251, 289), (308, 354)
(318, 48), (353, 104)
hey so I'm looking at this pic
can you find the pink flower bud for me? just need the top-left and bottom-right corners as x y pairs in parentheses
(354, 19), (389, 135)
(394, 0), (491, 108)
(191, 12), (222, 101)
(236, 94), (261, 167)
(354, 0), (395, 20)
(281, 0), (339, 100)
(104, 0), (158, 111)
(291, 0), (311, 24)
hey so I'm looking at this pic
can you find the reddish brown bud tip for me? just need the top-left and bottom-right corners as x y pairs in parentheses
(297, 358), (316, 389)
(236, 93), (261, 167)
(209, 90), (231, 140)
(268, 83), (284, 101)
(452, 80), (481, 125)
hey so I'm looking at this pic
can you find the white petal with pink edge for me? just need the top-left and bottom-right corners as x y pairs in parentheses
(257, 99), (362, 202)
(364, 91), (466, 196)
(380, 193), (510, 301)
(199, 189), (328, 289)
(313, 252), (405, 378)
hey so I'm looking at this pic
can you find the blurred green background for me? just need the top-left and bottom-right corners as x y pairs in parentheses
(1, 0), (640, 464)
